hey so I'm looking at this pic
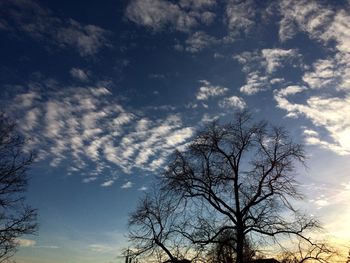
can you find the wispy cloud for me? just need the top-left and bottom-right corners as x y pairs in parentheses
(16, 238), (36, 247)
(239, 71), (269, 95)
(7, 82), (195, 185)
(275, 86), (350, 155)
(125, 0), (198, 32)
(0, 0), (111, 57)
(261, 48), (299, 73)
(101, 180), (115, 187)
(196, 80), (228, 100)
(234, 48), (302, 95)
(179, 0), (216, 10)
(125, 0), (217, 33)
(121, 181), (133, 189)
(273, 1), (350, 156)
(218, 96), (246, 109)
(70, 68), (90, 82)
(36, 245), (59, 249)
(16, 238), (60, 249)
(225, 0), (256, 36)
(125, 0), (270, 50)
(304, 181), (350, 242)
(278, 0), (334, 42)
(138, 186), (148, 191)
(183, 31), (219, 53)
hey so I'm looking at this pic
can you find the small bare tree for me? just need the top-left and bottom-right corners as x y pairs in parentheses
(279, 239), (336, 263)
(0, 113), (37, 261)
(128, 188), (194, 263)
(162, 111), (318, 263)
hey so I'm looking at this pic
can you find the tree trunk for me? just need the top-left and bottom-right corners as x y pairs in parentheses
(235, 227), (244, 263)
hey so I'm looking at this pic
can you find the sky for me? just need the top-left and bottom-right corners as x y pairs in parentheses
(1, 0), (350, 262)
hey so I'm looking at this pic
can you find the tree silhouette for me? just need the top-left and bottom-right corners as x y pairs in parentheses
(128, 188), (194, 263)
(0, 113), (37, 261)
(279, 238), (336, 263)
(206, 229), (255, 263)
(162, 111), (318, 263)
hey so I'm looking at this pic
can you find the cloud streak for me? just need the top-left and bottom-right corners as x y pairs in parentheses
(234, 48), (302, 95)
(196, 80), (228, 100)
(125, 0), (198, 32)
(273, 1), (350, 156)
(0, 0), (111, 57)
(8, 83), (195, 185)
(275, 87), (350, 155)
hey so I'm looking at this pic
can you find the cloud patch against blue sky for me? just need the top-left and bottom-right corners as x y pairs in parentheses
(1, 0), (350, 262)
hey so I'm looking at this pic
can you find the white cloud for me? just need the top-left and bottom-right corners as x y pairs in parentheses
(278, 0), (334, 42)
(235, 48), (302, 95)
(305, 182), (350, 243)
(273, 2), (350, 157)
(121, 181), (133, 189)
(15, 238), (59, 249)
(236, 48), (302, 74)
(196, 80), (228, 100)
(278, 0), (350, 57)
(125, 0), (265, 47)
(9, 83), (196, 184)
(234, 51), (262, 73)
(17, 238), (36, 247)
(125, 0), (218, 32)
(22, 108), (41, 132)
(276, 85), (306, 97)
(198, 11), (216, 25)
(201, 113), (220, 123)
(311, 196), (330, 209)
(70, 67), (89, 82)
(270, 78), (285, 84)
(179, 0), (216, 10)
(125, 0), (197, 32)
(218, 96), (246, 109)
(225, 0), (256, 35)
(165, 127), (194, 146)
(14, 91), (40, 108)
(302, 54), (350, 91)
(303, 129), (318, 137)
(110, 115), (194, 172)
(303, 60), (333, 88)
(239, 71), (269, 95)
(101, 180), (115, 187)
(138, 186), (148, 191)
(83, 177), (97, 183)
(56, 20), (111, 57)
(275, 87), (350, 155)
(0, 0), (111, 57)
(184, 31), (218, 53)
(323, 10), (350, 53)
(261, 48), (298, 73)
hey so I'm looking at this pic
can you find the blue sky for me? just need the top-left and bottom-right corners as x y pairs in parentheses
(1, 0), (350, 262)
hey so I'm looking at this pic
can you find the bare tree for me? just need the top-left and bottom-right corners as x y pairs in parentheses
(128, 188), (194, 263)
(162, 111), (318, 263)
(0, 113), (37, 261)
(279, 239), (336, 263)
